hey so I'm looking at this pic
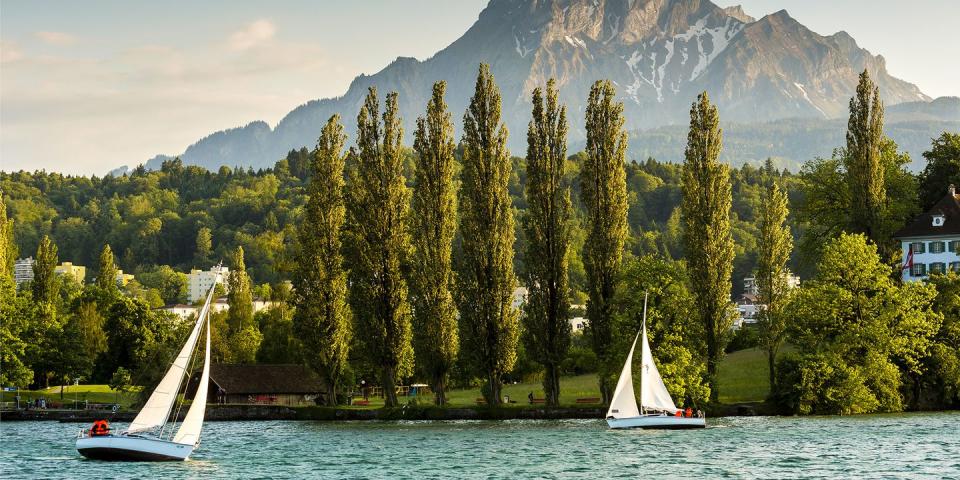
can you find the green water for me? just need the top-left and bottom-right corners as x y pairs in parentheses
(2, 413), (958, 478)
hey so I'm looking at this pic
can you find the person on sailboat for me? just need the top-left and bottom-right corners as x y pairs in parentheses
(89, 420), (111, 437)
(685, 407), (693, 418)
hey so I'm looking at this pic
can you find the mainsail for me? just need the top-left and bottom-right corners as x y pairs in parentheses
(127, 269), (219, 435)
(173, 314), (210, 446)
(605, 332), (641, 419)
(639, 320), (678, 413)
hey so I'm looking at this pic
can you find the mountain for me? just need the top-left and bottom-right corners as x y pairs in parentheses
(142, 0), (945, 173)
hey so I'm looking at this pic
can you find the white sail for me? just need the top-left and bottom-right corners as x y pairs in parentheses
(639, 320), (679, 413)
(173, 314), (210, 446)
(127, 270), (219, 434)
(606, 332), (641, 419)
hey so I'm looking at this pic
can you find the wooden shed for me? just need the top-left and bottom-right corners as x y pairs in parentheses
(187, 364), (326, 406)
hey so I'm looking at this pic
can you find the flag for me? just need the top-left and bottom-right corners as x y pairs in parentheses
(902, 248), (914, 271)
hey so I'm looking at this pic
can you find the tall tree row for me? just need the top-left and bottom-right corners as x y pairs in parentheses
(755, 180), (793, 389)
(346, 88), (414, 407)
(293, 114), (353, 406)
(680, 92), (735, 401)
(410, 82), (460, 405)
(522, 79), (573, 407)
(0, 192), (32, 387)
(580, 80), (629, 404)
(457, 64), (520, 406)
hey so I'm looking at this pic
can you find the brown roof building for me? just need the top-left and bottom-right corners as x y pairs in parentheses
(187, 364), (326, 406)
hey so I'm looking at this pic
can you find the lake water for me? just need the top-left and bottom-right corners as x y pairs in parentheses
(2, 413), (958, 479)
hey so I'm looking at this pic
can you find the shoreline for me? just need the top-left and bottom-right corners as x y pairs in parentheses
(1, 402), (772, 422)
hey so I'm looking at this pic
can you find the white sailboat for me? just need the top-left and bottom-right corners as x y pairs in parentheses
(606, 295), (706, 429)
(76, 267), (221, 461)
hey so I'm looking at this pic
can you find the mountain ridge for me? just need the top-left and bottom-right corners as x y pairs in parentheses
(138, 0), (947, 173)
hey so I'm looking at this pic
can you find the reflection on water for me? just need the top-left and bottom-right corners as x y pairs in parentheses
(2, 413), (959, 479)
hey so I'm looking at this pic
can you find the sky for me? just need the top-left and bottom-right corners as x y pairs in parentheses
(1, 0), (957, 175)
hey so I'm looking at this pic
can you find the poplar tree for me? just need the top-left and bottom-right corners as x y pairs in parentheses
(97, 244), (118, 292)
(580, 80), (629, 405)
(33, 235), (59, 305)
(411, 82), (459, 405)
(845, 69), (885, 243)
(0, 191), (14, 277)
(195, 227), (213, 266)
(227, 246), (260, 364)
(755, 181), (792, 389)
(522, 79), (572, 407)
(0, 193), (31, 387)
(346, 87), (414, 407)
(681, 92), (734, 401)
(457, 64), (519, 406)
(294, 114), (353, 406)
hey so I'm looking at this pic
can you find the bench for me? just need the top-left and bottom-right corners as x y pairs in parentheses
(529, 398), (546, 404)
(475, 397), (487, 405)
(353, 400), (370, 406)
(575, 397), (602, 404)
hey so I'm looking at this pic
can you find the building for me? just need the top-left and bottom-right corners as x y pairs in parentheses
(187, 266), (229, 303)
(54, 262), (86, 284)
(186, 364), (326, 406)
(159, 304), (199, 320)
(895, 185), (960, 282)
(569, 317), (588, 334)
(743, 273), (800, 296)
(115, 269), (135, 287)
(511, 286), (528, 310)
(14, 257), (34, 286)
(736, 273), (800, 326)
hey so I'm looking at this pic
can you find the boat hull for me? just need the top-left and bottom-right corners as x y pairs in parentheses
(76, 435), (195, 461)
(606, 415), (706, 430)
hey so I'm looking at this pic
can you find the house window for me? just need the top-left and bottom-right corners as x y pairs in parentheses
(911, 263), (927, 277)
(950, 262), (960, 273)
(930, 241), (946, 254)
(950, 241), (960, 254)
(911, 242), (926, 254)
(930, 262), (946, 274)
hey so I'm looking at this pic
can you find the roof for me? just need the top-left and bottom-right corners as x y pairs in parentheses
(200, 364), (326, 395)
(894, 190), (960, 238)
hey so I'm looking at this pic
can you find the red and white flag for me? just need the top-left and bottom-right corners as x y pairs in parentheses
(902, 248), (914, 271)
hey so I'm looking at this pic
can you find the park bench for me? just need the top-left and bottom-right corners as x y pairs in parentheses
(529, 398), (546, 404)
(575, 397), (601, 404)
(353, 400), (370, 406)
(475, 397), (486, 405)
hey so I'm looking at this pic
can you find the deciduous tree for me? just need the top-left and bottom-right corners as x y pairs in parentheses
(410, 82), (459, 405)
(522, 79), (572, 407)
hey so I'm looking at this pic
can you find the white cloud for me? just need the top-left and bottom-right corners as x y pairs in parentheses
(0, 41), (24, 63)
(228, 19), (276, 51)
(34, 31), (77, 46)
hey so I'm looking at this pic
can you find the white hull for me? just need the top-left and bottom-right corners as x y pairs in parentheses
(76, 434), (195, 461)
(606, 414), (706, 430)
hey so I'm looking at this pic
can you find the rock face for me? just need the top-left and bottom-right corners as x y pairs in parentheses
(148, 0), (934, 171)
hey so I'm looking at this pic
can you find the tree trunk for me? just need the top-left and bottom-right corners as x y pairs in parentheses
(707, 320), (719, 402)
(600, 379), (613, 406)
(485, 372), (501, 406)
(382, 367), (398, 407)
(325, 379), (338, 406)
(545, 363), (561, 407)
(433, 375), (446, 406)
(767, 347), (776, 392)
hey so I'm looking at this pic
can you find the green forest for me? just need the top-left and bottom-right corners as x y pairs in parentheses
(1, 66), (959, 414)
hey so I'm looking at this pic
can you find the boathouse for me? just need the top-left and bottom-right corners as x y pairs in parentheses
(187, 364), (326, 406)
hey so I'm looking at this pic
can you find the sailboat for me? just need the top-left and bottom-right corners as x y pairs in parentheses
(606, 294), (706, 429)
(76, 266), (221, 461)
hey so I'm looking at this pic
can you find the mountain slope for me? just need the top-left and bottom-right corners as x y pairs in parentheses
(145, 0), (936, 172)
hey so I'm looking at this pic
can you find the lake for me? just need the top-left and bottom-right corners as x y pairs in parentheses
(2, 413), (958, 478)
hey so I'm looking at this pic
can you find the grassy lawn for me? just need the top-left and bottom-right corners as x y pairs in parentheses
(2, 348), (780, 411)
(1, 385), (140, 409)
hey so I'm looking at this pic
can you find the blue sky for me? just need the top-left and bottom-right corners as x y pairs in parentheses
(1, 0), (957, 174)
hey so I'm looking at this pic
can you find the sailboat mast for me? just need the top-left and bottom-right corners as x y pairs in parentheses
(640, 292), (647, 415)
